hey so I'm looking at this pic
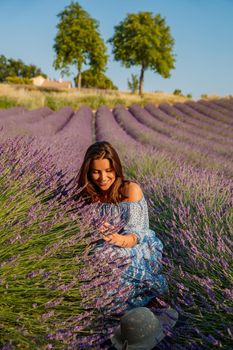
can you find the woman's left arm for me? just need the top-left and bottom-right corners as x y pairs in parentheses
(99, 182), (143, 248)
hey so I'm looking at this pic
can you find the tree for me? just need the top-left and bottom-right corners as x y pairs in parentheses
(0, 54), (46, 82)
(6, 76), (33, 85)
(81, 69), (118, 90)
(127, 74), (139, 94)
(53, 1), (108, 89)
(0, 55), (8, 82)
(21, 64), (47, 79)
(108, 12), (175, 96)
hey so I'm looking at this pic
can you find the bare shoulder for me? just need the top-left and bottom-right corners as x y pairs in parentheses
(122, 181), (143, 202)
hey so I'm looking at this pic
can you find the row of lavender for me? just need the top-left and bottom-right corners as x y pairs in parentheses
(1, 98), (232, 179)
(112, 104), (233, 178)
(1, 98), (232, 137)
(0, 106), (93, 182)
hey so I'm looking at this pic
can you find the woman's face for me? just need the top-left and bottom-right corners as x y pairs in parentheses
(90, 158), (116, 191)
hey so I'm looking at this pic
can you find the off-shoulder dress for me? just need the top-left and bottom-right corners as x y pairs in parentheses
(96, 191), (168, 309)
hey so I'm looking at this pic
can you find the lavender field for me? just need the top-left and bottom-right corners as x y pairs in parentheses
(0, 98), (233, 350)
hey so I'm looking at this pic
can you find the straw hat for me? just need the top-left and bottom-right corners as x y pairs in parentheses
(111, 307), (178, 350)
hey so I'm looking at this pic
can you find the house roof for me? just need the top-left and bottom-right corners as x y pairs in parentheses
(42, 80), (71, 89)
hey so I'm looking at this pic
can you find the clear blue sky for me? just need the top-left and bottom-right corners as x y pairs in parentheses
(0, 0), (232, 99)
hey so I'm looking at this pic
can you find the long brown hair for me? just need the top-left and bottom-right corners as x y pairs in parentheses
(72, 141), (130, 204)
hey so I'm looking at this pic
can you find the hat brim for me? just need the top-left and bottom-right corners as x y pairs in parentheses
(110, 308), (178, 350)
(156, 308), (178, 329)
(111, 324), (165, 350)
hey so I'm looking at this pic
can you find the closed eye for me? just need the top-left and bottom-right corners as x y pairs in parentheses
(91, 169), (113, 173)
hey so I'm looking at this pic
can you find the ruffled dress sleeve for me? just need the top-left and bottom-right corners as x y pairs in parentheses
(118, 195), (150, 244)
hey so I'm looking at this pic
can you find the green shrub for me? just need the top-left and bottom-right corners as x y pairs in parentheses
(6, 76), (32, 85)
(173, 89), (182, 96)
(0, 96), (17, 108)
(127, 74), (139, 94)
(79, 69), (118, 90)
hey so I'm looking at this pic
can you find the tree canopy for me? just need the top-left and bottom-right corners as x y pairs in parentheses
(53, 1), (108, 89)
(108, 12), (175, 95)
(0, 54), (46, 83)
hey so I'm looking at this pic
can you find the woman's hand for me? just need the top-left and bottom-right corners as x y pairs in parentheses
(98, 222), (122, 246)
(98, 221), (114, 234)
(98, 221), (138, 248)
(98, 221), (115, 237)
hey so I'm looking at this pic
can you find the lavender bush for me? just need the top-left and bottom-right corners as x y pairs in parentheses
(199, 99), (233, 120)
(0, 106), (27, 119)
(122, 156), (233, 350)
(113, 105), (233, 178)
(212, 97), (233, 113)
(44, 106), (94, 182)
(146, 102), (233, 143)
(129, 104), (233, 158)
(0, 137), (132, 349)
(0, 106), (93, 183)
(186, 100), (233, 128)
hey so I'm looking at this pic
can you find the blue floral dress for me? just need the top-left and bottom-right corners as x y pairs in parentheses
(96, 191), (168, 309)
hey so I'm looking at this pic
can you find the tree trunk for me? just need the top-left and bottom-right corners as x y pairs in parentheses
(139, 65), (144, 96)
(77, 71), (82, 90)
(77, 62), (82, 90)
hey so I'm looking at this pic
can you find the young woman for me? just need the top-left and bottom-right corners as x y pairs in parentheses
(74, 141), (168, 309)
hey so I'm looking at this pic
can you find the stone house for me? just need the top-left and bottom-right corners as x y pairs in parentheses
(31, 76), (72, 89)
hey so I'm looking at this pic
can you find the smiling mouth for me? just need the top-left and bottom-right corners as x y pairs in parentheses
(99, 181), (109, 186)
